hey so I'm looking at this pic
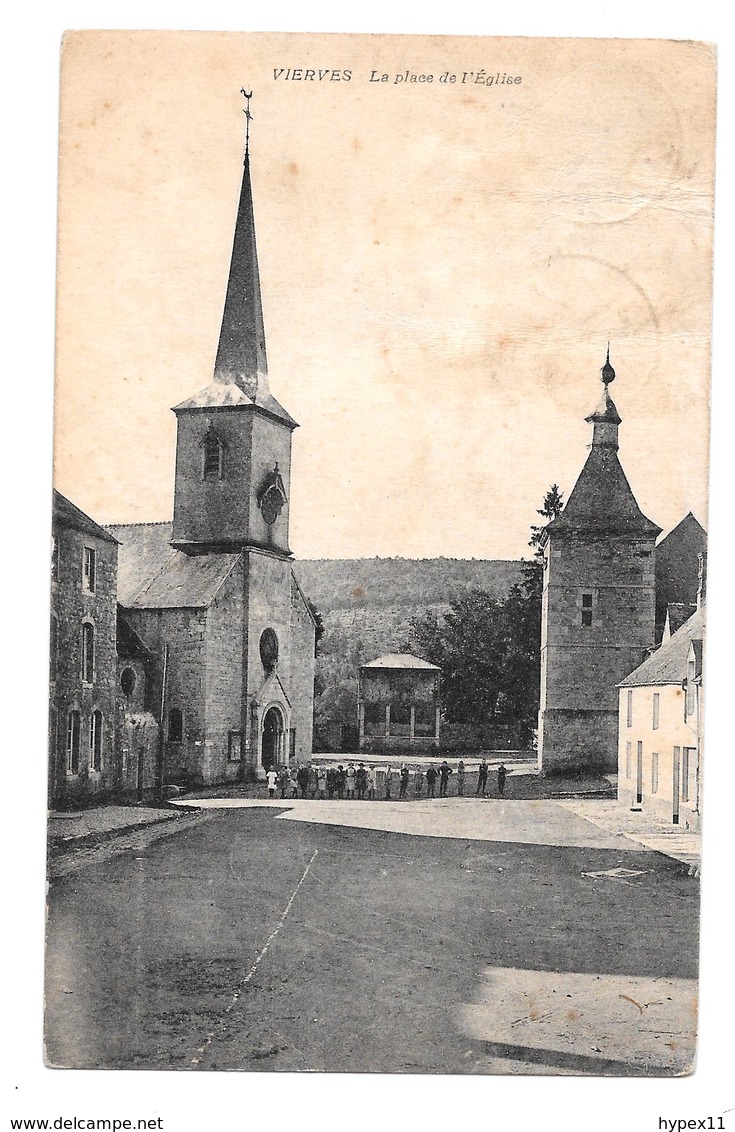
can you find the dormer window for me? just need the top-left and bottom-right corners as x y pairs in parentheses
(202, 428), (224, 481)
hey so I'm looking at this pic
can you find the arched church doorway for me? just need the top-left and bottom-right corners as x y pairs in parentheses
(261, 706), (284, 772)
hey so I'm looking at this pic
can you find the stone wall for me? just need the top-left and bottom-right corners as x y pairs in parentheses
(50, 522), (119, 808)
(539, 530), (657, 773)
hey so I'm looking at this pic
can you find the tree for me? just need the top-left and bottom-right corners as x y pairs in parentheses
(405, 485), (565, 746)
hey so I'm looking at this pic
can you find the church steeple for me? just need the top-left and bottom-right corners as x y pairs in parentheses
(213, 91), (268, 397)
(171, 93), (297, 555)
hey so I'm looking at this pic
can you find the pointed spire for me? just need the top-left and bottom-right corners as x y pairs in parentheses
(213, 91), (268, 398)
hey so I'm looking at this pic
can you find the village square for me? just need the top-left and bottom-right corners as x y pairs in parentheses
(45, 43), (711, 1079)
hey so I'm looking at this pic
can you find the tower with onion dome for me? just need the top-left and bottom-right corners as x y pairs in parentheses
(537, 349), (661, 774)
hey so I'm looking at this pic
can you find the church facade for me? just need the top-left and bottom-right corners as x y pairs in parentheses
(109, 128), (316, 787)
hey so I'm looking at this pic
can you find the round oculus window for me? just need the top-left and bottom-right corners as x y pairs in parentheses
(120, 667), (137, 698)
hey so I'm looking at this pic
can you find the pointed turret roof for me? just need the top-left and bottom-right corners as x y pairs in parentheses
(546, 349), (661, 538)
(174, 97), (296, 428)
(214, 149), (268, 390)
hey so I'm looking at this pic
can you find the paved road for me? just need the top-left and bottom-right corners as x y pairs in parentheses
(45, 803), (698, 1075)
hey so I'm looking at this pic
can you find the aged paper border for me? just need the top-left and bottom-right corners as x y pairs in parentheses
(6, 3), (734, 1131)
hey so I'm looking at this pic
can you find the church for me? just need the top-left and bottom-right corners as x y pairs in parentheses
(107, 118), (317, 788)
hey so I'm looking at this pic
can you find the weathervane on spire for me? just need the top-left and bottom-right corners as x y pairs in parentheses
(240, 89), (253, 155)
(601, 342), (616, 385)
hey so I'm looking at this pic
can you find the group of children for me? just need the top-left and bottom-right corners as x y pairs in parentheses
(264, 758), (509, 800)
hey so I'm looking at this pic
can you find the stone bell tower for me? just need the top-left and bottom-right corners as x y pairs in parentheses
(171, 109), (297, 557)
(537, 350), (661, 774)
(166, 94), (312, 776)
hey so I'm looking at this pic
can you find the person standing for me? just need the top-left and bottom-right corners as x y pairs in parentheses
(399, 764), (410, 799)
(476, 758), (488, 796)
(384, 764), (393, 801)
(266, 767), (278, 798)
(497, 763), (508, 797)
(367, 764), (377, 800)
(457, 760), (466, 796)
(414, 764), (424, 797)
(345, 762), (356, 799)
(297, 763), (310, 799)
(278, 765), (290, 799)
(317, 764), (328, 800)
(336, 764), (346, 799)
(356, 763), (367, 800)
(326, 766), (336, 800)
(438, 760), (453, 797)
(309, 763), (319, 799)
(426, 764), (437, 798)
(290, 765), (299, 798)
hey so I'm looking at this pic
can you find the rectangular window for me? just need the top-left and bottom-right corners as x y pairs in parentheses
(685, 660), (696, 717)
(682, 748), (690, 802)
(626, 690), (633, 728)
(651, 752), (659, 794)
(636, 741), (643, 805)
(228, 731), (242, 762)
(625, 741), (632, 779)
(83, 546), (97, 593)
(66, 711), (80, 775)
(652, 693), (660, 730)
(289, 728), (297, 761)
(81, 622), (95, 684)
(90, 711), (103, 773)
(581, 593), (593, 628)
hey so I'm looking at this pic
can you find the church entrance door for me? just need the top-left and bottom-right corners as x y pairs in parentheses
(261, 707), (284, 772)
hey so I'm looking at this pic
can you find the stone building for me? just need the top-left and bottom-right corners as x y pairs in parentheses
(617, 584), (704, 831)
(108, 127), (316, 786)
(654, 512), (707, 643)
(538, 352), (661, 774)
(358, 653), (441, 753)
(49, 491), (121, 808)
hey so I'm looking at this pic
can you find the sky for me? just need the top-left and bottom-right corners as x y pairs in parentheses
(54, 32), (716, 559)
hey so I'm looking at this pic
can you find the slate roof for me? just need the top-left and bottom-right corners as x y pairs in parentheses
(117, 610), (153, 658)
(362, 653), (440, 670)
(107, 522), (239, 609)
(664, 602), (697, 638)
(619, 606), (704, 688)
(547, 447), (661, 537)
(173, 380), (297, 428)
(53, 490), (119, 544)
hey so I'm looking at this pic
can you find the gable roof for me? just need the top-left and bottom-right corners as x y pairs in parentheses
(663, 602), (697, 640)
(53, 490), (119, 545)
(361, 653), (440, 671)
(619, 605), (704, 688)
(117, 609), (153, 659)
(107, 522), (239, 609)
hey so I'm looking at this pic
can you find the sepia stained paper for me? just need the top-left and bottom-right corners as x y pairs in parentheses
(47, 31), (716, 1076)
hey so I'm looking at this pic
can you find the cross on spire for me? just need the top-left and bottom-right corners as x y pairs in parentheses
(240, 89), (253, 156)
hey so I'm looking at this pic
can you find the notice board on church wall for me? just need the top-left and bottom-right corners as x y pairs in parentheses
(46, 31), (716, 1081)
